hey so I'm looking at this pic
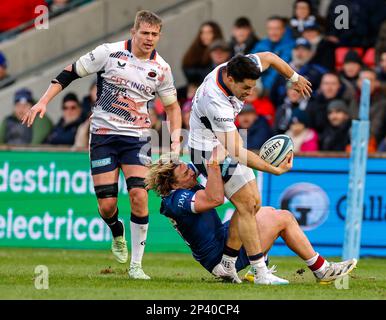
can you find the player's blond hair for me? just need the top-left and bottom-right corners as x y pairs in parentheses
(134, 10), (162, 31)
(145, 153), (180, 197)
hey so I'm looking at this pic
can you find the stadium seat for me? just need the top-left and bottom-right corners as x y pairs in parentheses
(362, 48), (376, 68)
(335, 47), (364, 71)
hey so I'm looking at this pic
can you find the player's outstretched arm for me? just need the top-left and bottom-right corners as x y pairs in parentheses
(22, 44), (108, 127)
(22, 82), (63, 127)
(193, 146), (226, 213)
(215, 129), (292, 175)
(254, 51), (312, 98)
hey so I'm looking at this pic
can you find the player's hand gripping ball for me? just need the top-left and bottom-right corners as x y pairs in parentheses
(259, 134), (294, 167)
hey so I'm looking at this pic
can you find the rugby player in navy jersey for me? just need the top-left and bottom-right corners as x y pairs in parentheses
(22, 11), (182, 279)
(145, 149), (357, 285)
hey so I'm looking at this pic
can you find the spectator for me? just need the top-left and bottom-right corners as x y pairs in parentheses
(290, 0), (317, 38)
(72, 118), (90, 150)
(302, 22), (336, 71)
(182, 21), (223, 84)
(243, 79), (276, 127)
(378, 135), (386, 152)
(208, 40), (231, 68)
(319, 99), (351, 151)
(285, 108), (318, 152)
(351, 69), (386, 144)
(270, 37), (327, 107)
(237, 104), (272, 150)
(44, 93), (83, 145)
(376, 51), (386, 90)
(273, 85), (309, 134)
(181, 82), (198, 130)
(251, 16), (295, 92)
(340, 50), (363, 91)
(0, 52), (15, 89)
(376, 21), (386, 64)
(0, 88), (52, 145)
(229, 17), (259, 57)
(81, 80), (97, 119)
(306, 72), (356, 133)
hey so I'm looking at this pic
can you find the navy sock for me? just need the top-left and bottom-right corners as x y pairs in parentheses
(101, 208), (124, 238)
(223, 245), (239, 258)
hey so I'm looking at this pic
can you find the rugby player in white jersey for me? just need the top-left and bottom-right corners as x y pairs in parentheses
(22, 11), (182, 280)
(188, 53), (312, 284)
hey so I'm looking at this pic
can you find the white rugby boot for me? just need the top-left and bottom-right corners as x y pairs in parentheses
(128, 262), (151, 280)
(246, 265), (289, 285)
(111, 223), (128, 264)
(212, 256), (242, 284)
(315, 258), (357, 283)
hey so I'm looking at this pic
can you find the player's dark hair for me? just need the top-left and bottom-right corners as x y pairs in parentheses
(226, 55), (261, 83)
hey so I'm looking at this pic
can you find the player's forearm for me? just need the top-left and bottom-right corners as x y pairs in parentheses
(165, 102), (182, 143)
(231, 147), (279, 175)
(39, 83), (63, 105)
(257, 52), (295, 80)
(205, 164), (224, 204)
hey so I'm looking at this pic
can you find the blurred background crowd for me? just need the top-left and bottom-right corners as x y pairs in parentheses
(0, 0), (386, 153)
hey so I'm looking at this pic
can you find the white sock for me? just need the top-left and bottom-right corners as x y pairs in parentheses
(130, 221), (148, 266)
(305, 253), (319, 266)
(250, 257), (268, 275)
(221, 254), (237, 269)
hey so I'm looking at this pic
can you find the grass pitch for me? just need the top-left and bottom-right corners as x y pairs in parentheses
(0, 248), (385, 300)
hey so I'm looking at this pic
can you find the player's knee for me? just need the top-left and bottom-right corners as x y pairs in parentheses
(98, 198), (118, 218)
(278, 210), (296, 228)
(129, 188), (147, 209)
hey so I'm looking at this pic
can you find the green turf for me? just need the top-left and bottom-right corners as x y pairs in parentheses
(0, 248), (385, 300)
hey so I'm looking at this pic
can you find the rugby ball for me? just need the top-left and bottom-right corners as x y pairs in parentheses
(259, 134), (294, 167)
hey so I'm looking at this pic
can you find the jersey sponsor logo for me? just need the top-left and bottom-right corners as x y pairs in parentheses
(127, 63), (145, 72)
(111, 76), (153, 95)
(117, 61), (126, 69)
(213, 116), (234, 122)
(177, 192), (190, 208)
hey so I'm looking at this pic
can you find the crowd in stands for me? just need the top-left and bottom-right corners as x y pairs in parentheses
(1, 0), (386, 154)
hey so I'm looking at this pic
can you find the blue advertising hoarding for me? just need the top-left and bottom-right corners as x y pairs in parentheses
(263, 156), (386, 257)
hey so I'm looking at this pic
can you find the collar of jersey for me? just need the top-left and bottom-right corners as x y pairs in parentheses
(216, 66), (233, 97)
(125, 39), (157, 60)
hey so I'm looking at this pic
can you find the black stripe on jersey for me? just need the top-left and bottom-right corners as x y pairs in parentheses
(200, 116), (214, 132)
(96, 70), (105, 103)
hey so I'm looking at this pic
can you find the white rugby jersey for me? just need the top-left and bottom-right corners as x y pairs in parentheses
(188, 54), (263, 151)
(77, 40), (176, 137)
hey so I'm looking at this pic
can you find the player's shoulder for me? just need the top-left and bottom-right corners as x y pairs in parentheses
(90, 41), (126, 57)
(102, 40), (127, 52)
(153, 52), (172, 72)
